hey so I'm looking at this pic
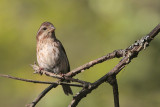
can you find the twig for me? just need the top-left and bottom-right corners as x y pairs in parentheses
(31, 64), (91, 85)
(32, 64), (91, 85)
(0, 74), (83, 87)
(108, 76), (119, 107)
(66, 49), (125, 77)
(112, 78), (119, 107)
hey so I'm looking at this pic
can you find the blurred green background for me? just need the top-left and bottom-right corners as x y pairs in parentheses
(0, 0), (160, 107)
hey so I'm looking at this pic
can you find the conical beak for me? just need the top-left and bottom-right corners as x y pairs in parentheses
(50, 27), (56, 33)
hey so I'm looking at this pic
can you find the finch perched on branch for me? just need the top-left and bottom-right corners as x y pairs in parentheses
(36, 22), (73, 95)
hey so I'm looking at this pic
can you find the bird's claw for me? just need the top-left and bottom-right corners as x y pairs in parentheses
(60, 73), (66, 79)
(34, 67), (44, 75)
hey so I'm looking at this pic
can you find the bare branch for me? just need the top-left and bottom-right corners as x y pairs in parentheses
(66, 49), (125, 77)
(32, 64), (91, 85)
(0, 74), (83, 87)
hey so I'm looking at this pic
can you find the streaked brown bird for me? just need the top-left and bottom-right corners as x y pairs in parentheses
(36, 22), (73, 95)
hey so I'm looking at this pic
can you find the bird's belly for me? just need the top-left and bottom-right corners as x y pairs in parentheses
(37, 43), (59, 70)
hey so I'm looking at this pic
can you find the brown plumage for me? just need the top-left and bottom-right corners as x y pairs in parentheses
(36, 22), (73, 95)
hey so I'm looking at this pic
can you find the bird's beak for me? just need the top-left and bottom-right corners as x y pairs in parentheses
(50, 27), (56, 33)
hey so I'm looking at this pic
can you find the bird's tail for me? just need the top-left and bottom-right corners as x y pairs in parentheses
(62, 85), (73, 95)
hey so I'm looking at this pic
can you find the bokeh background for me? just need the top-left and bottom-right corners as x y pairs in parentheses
(0, 0), (160, 107)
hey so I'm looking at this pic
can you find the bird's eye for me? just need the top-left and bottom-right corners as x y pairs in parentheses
(43, 27), (47, 30)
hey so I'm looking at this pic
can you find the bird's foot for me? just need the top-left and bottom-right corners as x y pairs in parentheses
(60, 73), (66, 79)
(33, 67), (44, 75)
(39, 67), (44, 75)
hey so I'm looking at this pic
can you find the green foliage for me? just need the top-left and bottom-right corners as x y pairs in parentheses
(0, 0), (160, 107)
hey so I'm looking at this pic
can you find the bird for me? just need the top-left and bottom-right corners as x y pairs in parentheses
(36, 22), (73, 95)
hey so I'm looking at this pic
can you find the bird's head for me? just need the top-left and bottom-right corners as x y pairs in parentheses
(36, 22), (56, 41)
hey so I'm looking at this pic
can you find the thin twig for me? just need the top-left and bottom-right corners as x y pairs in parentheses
(112, 79), (119, 107)
(108, 76), (119, 107)
(0, 74), (83, 87)
(32, 64), (90, 85)
(66, 49), (125, 77)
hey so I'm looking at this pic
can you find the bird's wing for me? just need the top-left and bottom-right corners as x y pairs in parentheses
(57, 39), (70, 72)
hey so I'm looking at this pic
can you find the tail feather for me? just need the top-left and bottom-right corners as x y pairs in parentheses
(62, 85), (73, 95)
